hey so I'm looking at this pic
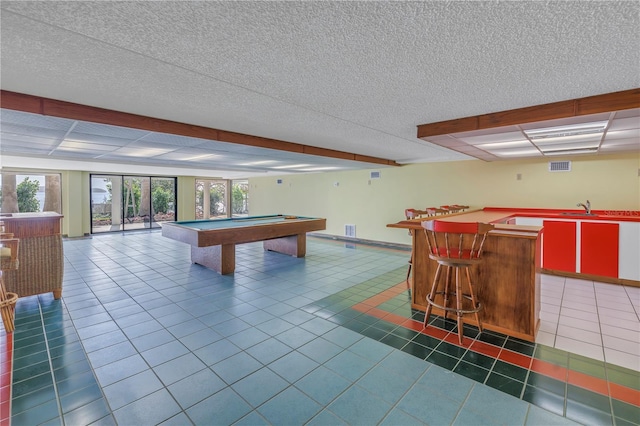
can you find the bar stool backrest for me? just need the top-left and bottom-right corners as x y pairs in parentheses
(405, 209), (418, 220)
(422, 220), (493, 265)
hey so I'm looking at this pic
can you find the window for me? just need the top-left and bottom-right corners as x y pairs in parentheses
(0, 172), (62, 214)
(195, 179), (249, 219)
(195, 179), (227, 219)
(231, 180), (249, 217)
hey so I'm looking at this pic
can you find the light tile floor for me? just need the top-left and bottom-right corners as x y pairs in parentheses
(1, 231), (639, 425)
(537, 274), (640, 372)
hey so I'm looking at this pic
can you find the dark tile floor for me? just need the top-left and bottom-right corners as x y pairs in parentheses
(2, 232), (639, 425)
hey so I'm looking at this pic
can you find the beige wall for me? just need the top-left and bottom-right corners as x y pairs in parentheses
(5, 153), (638, 241)
(249, 153), (640, 245)
(61, 171), (90, 237)
(177, 176), (196, 221)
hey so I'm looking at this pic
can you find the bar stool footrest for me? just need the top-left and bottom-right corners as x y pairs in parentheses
(427, 292), (482, 315)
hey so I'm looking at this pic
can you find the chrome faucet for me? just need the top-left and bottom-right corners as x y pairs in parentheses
(577, 200), (591, 214)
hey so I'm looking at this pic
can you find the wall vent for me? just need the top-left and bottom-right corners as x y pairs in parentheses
(548, 161), (571, 172)
(344, 224), (356, 238)
(370, 171), (381, 179)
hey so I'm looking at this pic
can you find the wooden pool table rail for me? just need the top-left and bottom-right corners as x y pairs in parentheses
(162, 216), (326, 274)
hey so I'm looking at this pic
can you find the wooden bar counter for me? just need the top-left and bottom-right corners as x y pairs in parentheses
(389, 210), (542, 342)
(0, 212), (64, 299)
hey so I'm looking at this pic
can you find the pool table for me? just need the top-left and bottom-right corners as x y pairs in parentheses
(161, 215), (326, 274)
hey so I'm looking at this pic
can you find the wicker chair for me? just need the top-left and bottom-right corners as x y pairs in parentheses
(1, 238), (20, 332)
(2, 234), (64, 299)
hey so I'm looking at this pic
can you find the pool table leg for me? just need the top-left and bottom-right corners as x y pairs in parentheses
(263, 234), (306, 257)
(191, 244), (235, 274)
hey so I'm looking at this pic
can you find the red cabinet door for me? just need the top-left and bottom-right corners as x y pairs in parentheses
(543, 221), (577, 272)
(581, 222), (619, 278)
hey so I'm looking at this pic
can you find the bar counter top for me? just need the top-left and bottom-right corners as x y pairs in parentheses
(388, 209), (542, 341)
(388, 207), (640, 229)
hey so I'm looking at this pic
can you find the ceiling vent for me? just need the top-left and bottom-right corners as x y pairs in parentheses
(548, 161), (571, 172)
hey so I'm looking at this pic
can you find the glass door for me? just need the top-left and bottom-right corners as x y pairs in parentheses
(91, 174), (176, 233)
(91, 175), (122, 233)
(151, 177), (176, 228)
(123, 176), (151, 230)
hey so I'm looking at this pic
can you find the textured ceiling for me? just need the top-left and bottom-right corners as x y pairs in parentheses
(1, 1), (639, 178)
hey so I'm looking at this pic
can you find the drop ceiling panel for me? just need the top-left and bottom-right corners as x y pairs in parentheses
(518, 113), (613, 131)
(458, 132), (527, 145)
(603, 129), (640, 141)
(1, 122), (68, 140)
(58, 140), (120, 152)
(1, 109), (75, 131)
(73, 121), (150, 139)
(138, 132), (207, 147)
(0, 140), (54, 154)
(601, 137), (640, 147)
(0, 134), (59, 148)
(65, 133), (139, 146)
(608, 117), (640, 131)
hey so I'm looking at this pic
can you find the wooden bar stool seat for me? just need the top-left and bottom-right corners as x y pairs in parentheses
(421, 220), (493, 344)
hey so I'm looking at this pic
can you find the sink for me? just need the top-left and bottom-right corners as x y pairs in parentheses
(560, 212), (598, 216)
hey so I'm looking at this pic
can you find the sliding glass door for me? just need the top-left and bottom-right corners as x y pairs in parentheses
(91, 174), (176, 233)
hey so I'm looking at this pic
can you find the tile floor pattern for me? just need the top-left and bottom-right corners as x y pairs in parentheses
(0, 232), (638, 425)
(536, 274), (640, 372)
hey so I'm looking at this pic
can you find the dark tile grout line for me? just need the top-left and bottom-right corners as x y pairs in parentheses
(10, 243), (404, 424)
(302, 276), (639, 424)
(6, 236), (639, 425)
(37, 296), (64, 423)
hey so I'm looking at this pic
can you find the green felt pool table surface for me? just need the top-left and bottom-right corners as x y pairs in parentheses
(170, 215), (317, 230)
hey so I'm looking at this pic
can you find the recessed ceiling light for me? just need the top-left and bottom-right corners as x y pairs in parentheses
(239, 160), (277, 166)
(59, 141), (116, 152)
(476, 140), (532, 149)
(489, 149), (541, 156)
(271, 164), (312, 169)
(297, 167), (340, 171)
(524, 121), (608, 140)
(531, 133), (603, 145)
(543, 147), (599, 156)
(113, 147), (173, 157)
(179, 154), (218, 161)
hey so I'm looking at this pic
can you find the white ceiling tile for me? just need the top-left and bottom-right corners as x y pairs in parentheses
(608, 117), (640, 132)
(0, 2), (638, 175)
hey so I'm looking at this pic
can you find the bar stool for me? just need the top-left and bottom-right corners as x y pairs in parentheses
(425, 207), (447, 216)
(404, 209), (423, 290)
(421, 220), (493, 344)
(0, 237), (20, 333)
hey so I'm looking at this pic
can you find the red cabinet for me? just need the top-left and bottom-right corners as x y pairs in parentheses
(581, 222), (619, 278)
(543, 220), (577, 272)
